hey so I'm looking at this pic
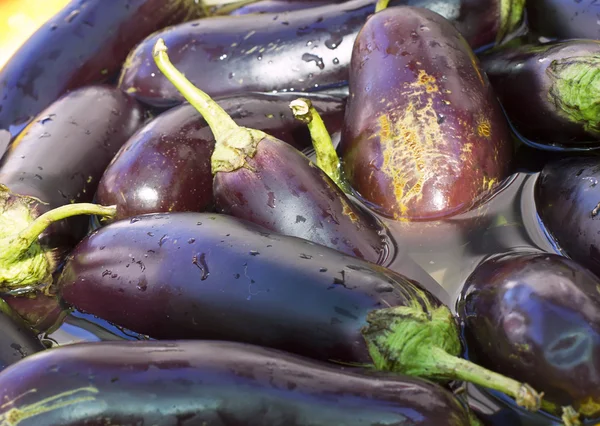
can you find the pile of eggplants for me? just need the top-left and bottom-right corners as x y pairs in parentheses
(2, 0), (600, 425)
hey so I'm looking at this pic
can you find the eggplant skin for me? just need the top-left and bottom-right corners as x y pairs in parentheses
(118, 0), (515, 108)
(535, 157), (600, 278)
(0, 340), (474, 426)
(480, 40), (600, 147)
(527, 0), (600, 40)
(0, 0), (202, 138)
(230, 0), (340, 15)
(339, 7), (512, 221)
(0, 305), (45, 372)
(58, 212), (444, 366)
(458, 252), (600, 419)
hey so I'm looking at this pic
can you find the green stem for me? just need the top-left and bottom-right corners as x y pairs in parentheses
(17, 204), (116, 250)
(561, 406), (581, 426)
(374, 0), (390, 13)
(289, 98), (350, 193)
(153, 38), (267, 174)
(497, 0), (525, 44)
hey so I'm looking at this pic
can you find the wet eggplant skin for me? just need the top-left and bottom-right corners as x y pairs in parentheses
(480, 40), (600, 147)
(535, 157), (600, 278)
(458, 252), (600, 418)
(0, 340), (473, 426)
(96, 92), (345, 222)
(230, 0), (340, 15)
(0, 0), (202, 139)
(214, 136), (385, 262)
(527, 0), (600, 40)
(339, 7), (512, 221)
(0, 304), (45, 372)
(0, 86), (143, 250)
(58, 212), (444, 365)
(118, 0), (511, 108)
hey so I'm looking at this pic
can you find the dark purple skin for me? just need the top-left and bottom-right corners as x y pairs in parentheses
(480, 40), (600, 148)
(527, 0), (600, 40)
(535, 156), (600, 279)
(458, 251), (600, 419)
(230, 0), (342, 15)
(2, 293), (64, 334)
(214, 136), (385, 262)
(0, 340), (475, 426)
(339, 7), (513, 221)
(58, 212), (448, 365)
(0, 0), (203, 139)
(0, 302), (45, 372)
(96, 92), (345, 222)
(118, 0), (517, 108)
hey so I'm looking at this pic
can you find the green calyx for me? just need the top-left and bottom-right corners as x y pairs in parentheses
(153, 38), (267, 174)
(547, 55), (600, 137)
(362, 301), (543, 412)
(0, 185), (116, 294)
(497, 0), (525, 44)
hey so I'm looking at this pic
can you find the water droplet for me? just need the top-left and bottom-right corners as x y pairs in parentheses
(137, 278), (148, 292)
(306, 40), (313, 46)
(192, 253), (210, 280)
(159, 235), (168, 246)
(319, 268), (327, 272)
(219, 54), (228, 60)
(257, 54), (263, 61)
(99, 246), (106, 250)
(228, 72), (235, 79)
(302, 53), (325, 70)
(250, 250), (260, 256)
(39, 132), (51, 139)
(65, 9), (80, 23)
(332, 58), (339, 65)
(188, 238), (196, 244)
(267, 192), (276, 208)
(130, 217), (141, 223)
(38, 114), (55, 124)
(325, 34), (343, 50)
(299, 253), (313, 260)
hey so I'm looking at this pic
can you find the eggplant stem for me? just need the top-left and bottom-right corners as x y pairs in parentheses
(289, 98), (350, 193)
(17, 204), (116, 249)
(561, 406), (581, 426)
(374, 0), (390, 13)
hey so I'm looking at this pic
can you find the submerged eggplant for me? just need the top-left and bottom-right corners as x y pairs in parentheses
(118, 0), (525, 108)
(480, 40), (600, 148)
(458, 251), (600, 421)
(96, 92), (345, 222)
(339, 6), (513, 221)
(535, 157), (600, 278)
(0, 86), (142, 297)
(58, 212), (542, 411)
(0, 0), (203, 139)
(154, 39), (386, 263)
(0, 300), (45, 372)
(0, 340), (478, 426)
(527, 0), (600, 41)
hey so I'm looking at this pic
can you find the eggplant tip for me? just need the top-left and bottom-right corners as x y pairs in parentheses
(153, 38), (168, 57)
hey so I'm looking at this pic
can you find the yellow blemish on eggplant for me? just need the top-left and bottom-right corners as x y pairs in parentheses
(476, 116), (492, 138)
(0, 387), (99, 426)
(577, 396), (600, 417)
(245, 46), (259, 55)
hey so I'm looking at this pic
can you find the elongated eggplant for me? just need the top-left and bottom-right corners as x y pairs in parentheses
(0, 300), (45, 372)
(0, 0), (204, 139)
(480, 40), (600, 148)
(0, 340), (479, 426)
(230, 0), (341, 15)
(339, 6), (513, 221)
(458, 251), (600, 420)
(118, 0), (525, 108)
(0, 85), (142, 297)
(96, 92), (345, 222)
(58, 211), (542, 410)
(154, 39), (386, 263)
(527, 0), (600, 41)
(534, 156), (600, 278)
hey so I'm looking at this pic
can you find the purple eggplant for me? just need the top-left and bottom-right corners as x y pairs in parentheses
(153, 39), (386, 263)
(527, 0), (600, 41)
(458, 251), (600, 421)
(0, 86), (142, 301)
(230, 0), (342, 15)
(339, 6), (513, 221)
(480, 40), (600, 149)
(0, 0), (204, 139)
(118, 0), (525, 108)
(0, 340), (480, 426)
(0, 300), (45, 372)
(95, 92), (345, 222)
(535, 156), (600, 279)
(58, 211), (542, 411)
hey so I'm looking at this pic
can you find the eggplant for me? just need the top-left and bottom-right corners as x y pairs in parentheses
(534, 156), (600, 279)
(96, 92), (345, 222)
(153, 39), (386, 263)
(0, 340), (479, 426)
(480, 40), (600, 149)
(118, 0), (525, 108)
(0, 300), (45, 372)
(58, 211), (542, 411)
(230, 0), (341, 15)
(527, 0), (600, 41)
(458, 251), (600, 421)
(0, 85), (143, 297)
(339, 6), (513, 221)
(0, 0), (204, 139)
